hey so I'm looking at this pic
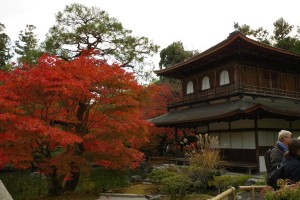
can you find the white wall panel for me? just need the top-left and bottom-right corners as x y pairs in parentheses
(259, 156), (266, 172)
(242, 132), (255, 149)
(231, 132), (242, 149)
(292, 120), (300, 129)
(293, 131), (300, 138)
(258, 118), (290, 129)
(209, 133), (220, 148)
(231, 119), (254, 129)
(258, 131), (276, 146)
(196, 126), (208, 133)
(220, 132), (231, 148)
(209, 122), (229, 130)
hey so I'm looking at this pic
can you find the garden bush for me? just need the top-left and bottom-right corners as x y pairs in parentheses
(263, 180), (300, 200)
(78, 168), (130, 193)
(148, 168), (179, 182)
(186, 134), (223, 188)
(160, 173), (193, 200)
(208, 175), (250, 193)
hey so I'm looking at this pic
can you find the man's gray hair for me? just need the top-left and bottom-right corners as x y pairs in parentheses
(278, 130), (292, 141)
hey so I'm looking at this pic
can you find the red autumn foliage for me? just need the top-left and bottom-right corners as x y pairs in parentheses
(140, 83), (198, 157)
(0, 54), (151, 177)
(140, 83), (174, 120)
(139, 83), (178, 156)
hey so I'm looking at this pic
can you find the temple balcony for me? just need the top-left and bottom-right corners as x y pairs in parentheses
(168, 83), (300, 110)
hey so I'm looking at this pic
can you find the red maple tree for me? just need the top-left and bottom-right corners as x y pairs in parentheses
(0, 54), (151, 195)
(140, 83), (197, 157)
(139, 83), (178, 157)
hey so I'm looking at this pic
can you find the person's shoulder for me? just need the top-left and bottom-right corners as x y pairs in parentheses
(274, 144), (285, 153)
(285, 156), (300, 166)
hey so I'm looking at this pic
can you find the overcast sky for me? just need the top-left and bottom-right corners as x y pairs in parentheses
(0, 0), (300, 69)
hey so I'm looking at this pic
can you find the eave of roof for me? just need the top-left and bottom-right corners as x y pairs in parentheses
(148, 97), (300, 127)
(155, 31), (300, 78)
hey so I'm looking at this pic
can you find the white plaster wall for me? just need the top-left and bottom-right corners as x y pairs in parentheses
(231, 132), (242, 149)
(259, 156), (267, 172)
(196, 125), (208, 133)
(258, 118), (290, 129)
(209, 133), (220, 148)
(209, 122), (229, 130)
(231, 119), (254, 129)
(258, 131), (277, 146)
(293, 131), (300, 138)
(215, 131), (255, 149)
(242, 132), (255, 149)
(219, 132), (231, 148)
(292, 120), (300, 129)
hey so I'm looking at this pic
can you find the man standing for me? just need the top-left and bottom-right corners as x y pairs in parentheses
(270, 130), (293, 172)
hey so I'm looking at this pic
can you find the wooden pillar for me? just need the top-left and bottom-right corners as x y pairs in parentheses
(214, 71), (217, 95)
(254, 118), (259, 162)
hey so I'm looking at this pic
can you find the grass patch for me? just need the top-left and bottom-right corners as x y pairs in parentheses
(114, 183), (159, 195)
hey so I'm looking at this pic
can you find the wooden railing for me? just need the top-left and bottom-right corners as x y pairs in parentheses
(208, 187), (236, 200)
(168, 83), (300, 109)
(207, 185), (267, 200)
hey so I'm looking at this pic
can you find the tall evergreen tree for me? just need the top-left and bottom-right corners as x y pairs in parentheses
(234, 22), (270, 45)
(158, 41), (199, 95)
(159, 41), (199, 69)
(0, 23), (12, 71)
(14, 24), (43, 66)
(234, 18), (300, 54)
(43, 3), (159, 70)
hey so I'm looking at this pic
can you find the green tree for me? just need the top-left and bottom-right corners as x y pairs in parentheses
(271, 18), (300, 52)
(159, 41), (199, 69)
(43, 3), (159, 70)
(234, 18), (300, 53)
(0, 23), (13, 71)
(272, 18), (293, 41)
(157, 41), (198, 94)
(234, 22), (270, 45)
(14, 24), (43, 66)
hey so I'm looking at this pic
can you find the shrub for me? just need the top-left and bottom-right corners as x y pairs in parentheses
(160, 174), (193, 200)
(186, 134), (222, 187)
(208, 175), (233, 193)
(231, 175), (251, 188)
(263, 181), (300, 200)
(81, 180), (96, 193)
(208, 175), (250, 193)
(78, 168), (130, 193)
(148, 168), (178, 182)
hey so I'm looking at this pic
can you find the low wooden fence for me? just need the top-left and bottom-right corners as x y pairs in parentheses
(208, 185), (267, 200)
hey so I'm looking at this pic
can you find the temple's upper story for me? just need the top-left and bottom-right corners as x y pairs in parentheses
(154, 31), (300, 110)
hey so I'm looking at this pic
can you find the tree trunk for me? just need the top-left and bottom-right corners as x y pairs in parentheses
(63, 102), (86, 193)
(63, 171), (80, 193)
(47, 172), (64, 196)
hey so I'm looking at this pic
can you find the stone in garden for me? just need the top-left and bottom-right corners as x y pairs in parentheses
(0, 180), (13, 200)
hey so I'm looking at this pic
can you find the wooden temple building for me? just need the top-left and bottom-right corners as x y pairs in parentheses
(150, 31), (300, 173)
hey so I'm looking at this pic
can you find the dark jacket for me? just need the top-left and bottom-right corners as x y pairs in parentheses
(270, 144), (285, 172)
(283, 156), (300, 183)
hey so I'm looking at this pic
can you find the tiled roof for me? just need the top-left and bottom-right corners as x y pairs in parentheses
(155, 31), (300, 78)
(149, 97), (300, 126)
